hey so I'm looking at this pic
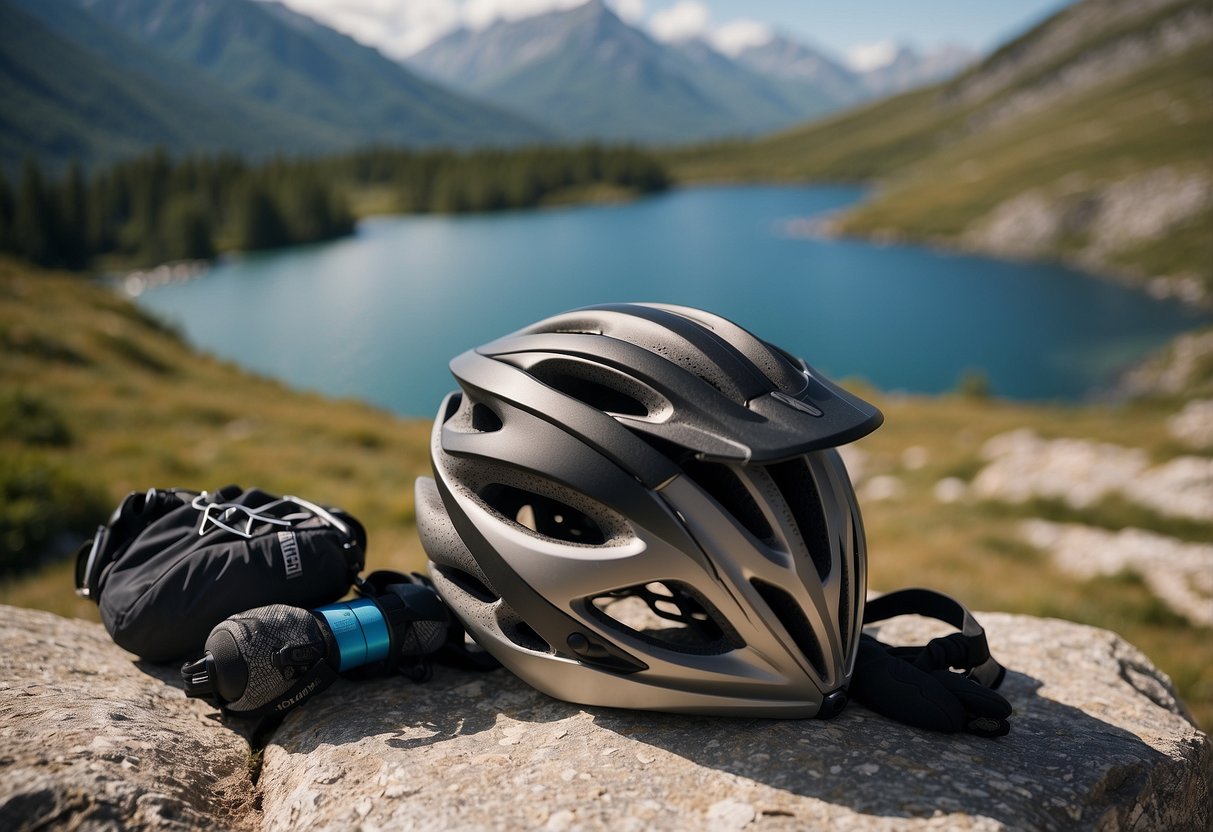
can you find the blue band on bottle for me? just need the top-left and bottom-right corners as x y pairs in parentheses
(315, 598), (389, 671)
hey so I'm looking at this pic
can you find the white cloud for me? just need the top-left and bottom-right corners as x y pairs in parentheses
(275, 0), (600, 57)
(276, 0), (462, 58)
(462, 0), (586, 31)
(607, 0), (646, 25)
(846, 38), (898, 72)
(649, 0), (710, 43)
(710, 19), (773, 57)
(271, 1), (784, 64)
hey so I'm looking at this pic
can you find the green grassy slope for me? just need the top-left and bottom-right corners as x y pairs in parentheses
(1, 259), (1209, 727)
(838, 44), (1213, 241)
(665, 85), (949, 183)
(666, 0), (1213, 290)
(0, 259), (432, 617)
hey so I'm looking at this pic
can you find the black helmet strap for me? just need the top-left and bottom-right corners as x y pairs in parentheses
(862, 587), (1006, 690)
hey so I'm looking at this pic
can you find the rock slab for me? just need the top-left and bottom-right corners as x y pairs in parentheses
(1, 605), (1209, 831)
(0, 606), (254, 831)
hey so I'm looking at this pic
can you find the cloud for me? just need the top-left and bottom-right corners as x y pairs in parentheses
(277, 0), (461, 58)
(846, 39), (899, 72)
(710, 19), (773, 57)
(649, 0), (710, 43)
(607, 0), (646, 25)
(649, 3), (770, 57)
(275, 0), (768, 61)
(276, 0), (596, 57)
(462, 0), (586, 31)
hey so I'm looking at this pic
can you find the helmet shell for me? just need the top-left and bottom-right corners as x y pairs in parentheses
(419, 303), (881, 717)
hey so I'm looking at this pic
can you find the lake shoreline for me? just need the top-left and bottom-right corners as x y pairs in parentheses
(114, 179), (1209, 315)
(675, 179), (1212, 312)
(133, 184), (1207, 413)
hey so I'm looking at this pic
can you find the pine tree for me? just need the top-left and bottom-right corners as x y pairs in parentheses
(13, 156), (54, 266)
(160, 196), (213, 261)
(58, 161), (89, 269)
(232, 182), (288, 251)
(0, 168), (13, 252)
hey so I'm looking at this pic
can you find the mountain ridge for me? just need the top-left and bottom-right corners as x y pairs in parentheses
(0, 0), (341, 171)
(76, 0), (550, 148)
(0, 0), (551, 172)
(407, 0), (974, 143)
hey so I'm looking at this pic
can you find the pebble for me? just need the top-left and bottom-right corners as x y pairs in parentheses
(706, 799), (756, 831)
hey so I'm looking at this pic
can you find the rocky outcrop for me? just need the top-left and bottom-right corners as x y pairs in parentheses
(961, 168), (1213, 304)
(1, 605), (1210, 831)
(0, 606), (256, 831)
(1118, 330), (1213, 398)
(1022, 520), (1213, 626)
(2, 606), (1213, 832)
(964, 427), (1213, 626)
(972, 428), (1213, 523)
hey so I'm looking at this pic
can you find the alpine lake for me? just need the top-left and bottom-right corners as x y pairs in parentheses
(134, 185), (1208, 417)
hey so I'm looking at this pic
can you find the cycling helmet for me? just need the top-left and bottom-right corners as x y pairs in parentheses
(416, 303), (883, 717)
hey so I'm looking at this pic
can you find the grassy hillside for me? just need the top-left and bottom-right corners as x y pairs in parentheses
(1, 259), (1209, 727)
(0, 258), (432, 616)
(666, 0), (1213, 295)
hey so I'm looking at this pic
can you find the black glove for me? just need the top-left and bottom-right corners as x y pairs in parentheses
(851, 588), (1013, 738)
(850, 633), (1012, 737)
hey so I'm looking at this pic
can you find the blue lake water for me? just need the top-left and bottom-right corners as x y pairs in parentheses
(136, 185), (1208, 417)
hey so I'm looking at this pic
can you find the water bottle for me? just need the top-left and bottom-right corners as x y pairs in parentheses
(181, 575), (449, 717)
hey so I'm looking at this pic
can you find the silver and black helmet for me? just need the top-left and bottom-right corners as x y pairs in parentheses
(416, 303), (883, 717)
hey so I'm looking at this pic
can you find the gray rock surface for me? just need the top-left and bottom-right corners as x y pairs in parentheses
(0, 606), (255, 831)
(1, 605), (1209, 831)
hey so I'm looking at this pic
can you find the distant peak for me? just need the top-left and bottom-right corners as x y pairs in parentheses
(465, 0), (612, 33)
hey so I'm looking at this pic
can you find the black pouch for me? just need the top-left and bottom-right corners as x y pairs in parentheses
(76, 485), (365, 662)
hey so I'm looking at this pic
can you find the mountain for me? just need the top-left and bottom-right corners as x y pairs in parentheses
(406, 0), (858, 143)
(668, 0), (1213, 296)
(0, 0), (551, 173)
(668, 38), (843, 135)
(732, 34), (865, 104)
(858, 45), (976, 97)
(409, 0), (745, 143)
(73, 0), (549, 149)
(407, 0), (974, 144)
(0, 0), (337, 172)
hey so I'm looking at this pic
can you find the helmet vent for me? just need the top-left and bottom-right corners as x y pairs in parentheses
(527, 360), (656, 417)
(750, 578), (827, 678)
(587, 581), (741, 655)
(507, 619), (551, 653)
(766, 458), (832, 581)
(478, 483), (607, 545)
(682, 460), (774, 545)
(539, 372), (648, 416)
(471, 403), (503, 432)
(439, 565), (499, 604)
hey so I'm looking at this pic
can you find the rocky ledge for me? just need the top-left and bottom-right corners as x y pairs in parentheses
(1, 605), (1209, 831)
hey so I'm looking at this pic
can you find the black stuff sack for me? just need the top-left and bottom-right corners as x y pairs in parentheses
(76, 485), (365, 662)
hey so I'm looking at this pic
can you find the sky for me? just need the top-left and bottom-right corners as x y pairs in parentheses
(274, 0), (1076, 67)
